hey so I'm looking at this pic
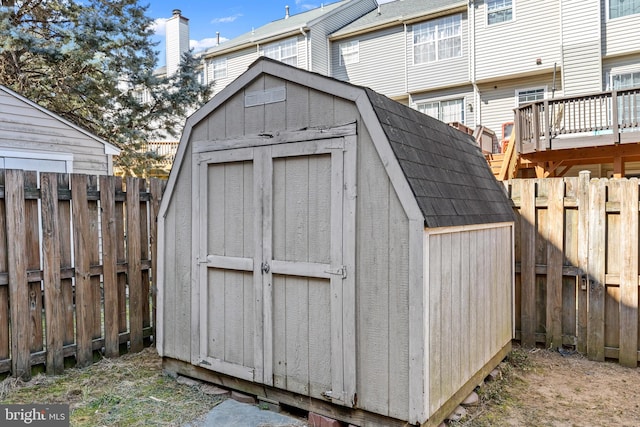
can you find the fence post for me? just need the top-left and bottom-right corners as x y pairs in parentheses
(5, 170), (31, 380)
(619, 178), (639, 367)
(576, 171), (590, 353)
(587, 178), (606, 361)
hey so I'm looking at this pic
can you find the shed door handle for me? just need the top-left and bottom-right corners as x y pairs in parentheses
(261, 262), (270, 274)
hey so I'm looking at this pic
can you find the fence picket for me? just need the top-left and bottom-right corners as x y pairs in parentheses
(41, 173), (64, 374)
(127, 177), (143, 353)
(587, 179), (606, 361)
(25, 171), (43, 354)
(139, 179), (151, 344)
(150, 179), (164, 343)
(57, 174), (75, 347)
(100, 175), (119, 358)
(72, 174), (93, 367)
(6, 170), (31, 380)
(114, 177), (128, 343)
(546, 179), (564, 349)
(520, 179), (537, 347)
(0, 172), (8, 361)
(88, 176), (101, 341)
(619, 179), (639, 367)
(577, 172), (590, 353)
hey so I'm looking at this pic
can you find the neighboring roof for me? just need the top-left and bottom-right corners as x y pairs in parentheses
(201, 0), (347, 57)
(0, 85), (121, 155)
(331, 0), (466, 39)
(164, 57), (513, 228)
(365, 87), (515, 227)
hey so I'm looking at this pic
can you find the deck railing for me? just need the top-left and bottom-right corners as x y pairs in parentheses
(142, 141), (180, 165)
(515, 88), (640, 154)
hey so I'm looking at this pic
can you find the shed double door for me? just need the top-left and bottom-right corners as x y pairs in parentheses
(193, 132), (356, 406)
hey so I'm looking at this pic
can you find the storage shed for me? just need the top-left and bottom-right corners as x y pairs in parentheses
(157, 57), (514, 427)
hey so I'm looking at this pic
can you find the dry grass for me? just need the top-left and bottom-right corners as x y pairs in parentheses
(0, 347), (224, 426)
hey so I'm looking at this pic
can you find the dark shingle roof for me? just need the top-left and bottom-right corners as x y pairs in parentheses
(364, 87), (515, 228)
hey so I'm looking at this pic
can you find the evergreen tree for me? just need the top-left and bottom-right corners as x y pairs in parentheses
(0, 0), (211, 177)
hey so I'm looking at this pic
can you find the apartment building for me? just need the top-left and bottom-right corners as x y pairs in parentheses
(164, 0), (640, 151)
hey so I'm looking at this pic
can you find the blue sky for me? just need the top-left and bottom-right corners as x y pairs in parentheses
(147, 0), (391, 66)
(147, 0), (336, 66)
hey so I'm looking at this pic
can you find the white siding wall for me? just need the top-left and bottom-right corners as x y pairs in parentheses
(478, 72), (562, 138)
(474, 0), (561, 82)
(331, 27), (406, 97)
(0, 90), (111, 175)
(206, 47), (260, 98)
(603, 54), (640, 89)
(603, 9), (640, 58)
(407, 12), (470, 92)
(426, 224), (512, 417)
(309, 0), (377, 75)
(561, 0), (602, 94)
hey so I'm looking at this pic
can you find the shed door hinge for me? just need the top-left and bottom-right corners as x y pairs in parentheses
(321, 390), (345, 401)
(324, 265), (346, 279)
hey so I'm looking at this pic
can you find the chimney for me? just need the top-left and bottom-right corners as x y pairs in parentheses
(285, 5), (290, 19)
(166, 9), (190, 77)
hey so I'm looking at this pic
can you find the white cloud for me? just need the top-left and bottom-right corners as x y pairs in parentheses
(295, 0), (318, 11)
(190, 37), (229, 52)
(151, 17), (168, 36)
(211, 14), (242, 24)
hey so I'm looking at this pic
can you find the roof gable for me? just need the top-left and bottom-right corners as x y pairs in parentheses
(162, 58), (513, 228)
(0, 85), (120, 155)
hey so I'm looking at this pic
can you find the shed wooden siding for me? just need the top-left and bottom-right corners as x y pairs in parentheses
(474, 0), (561, 82)
(603, 13), (640, 58)
(560, 0), (602, 95)
(331, 27), (406, 97)
(406, 12), (469, 93)
(158, 146), (193, 362)
(356, 123), (411, 419)
(477, 73), (562, 141)
(426, 223), (512, 417)
(0, 90), (110, 175)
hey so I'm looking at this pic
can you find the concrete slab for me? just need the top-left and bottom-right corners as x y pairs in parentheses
(183, 399), (306, 427)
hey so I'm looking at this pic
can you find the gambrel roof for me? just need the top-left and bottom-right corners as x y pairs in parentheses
(164, 57), (513, 228)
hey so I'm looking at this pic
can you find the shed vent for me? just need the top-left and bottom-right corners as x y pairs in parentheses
(245, 86), (286, 107)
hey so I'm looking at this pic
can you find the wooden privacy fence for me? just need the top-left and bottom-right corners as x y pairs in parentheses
(510, 171), (640, 367)
(0, 169), (165, 379)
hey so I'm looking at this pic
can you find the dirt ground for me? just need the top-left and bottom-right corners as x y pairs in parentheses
(2, 345), (640, 426)
(462, 345), (640, 427)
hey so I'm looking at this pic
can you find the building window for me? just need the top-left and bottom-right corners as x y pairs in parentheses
(417, 98), (465, 123)
(413, 14), (462, 64)
(609, 0), (640, 19)
(611, 71), (640, 89)
(212, 58), (227, 80)
(487, 0), (513, 25)
(264, 38), (297, 66)
(339, 40), (359, 66)
(516, 87), (545, 105)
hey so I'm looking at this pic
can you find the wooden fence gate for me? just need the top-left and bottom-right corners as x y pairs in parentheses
(0, 169), (165, 379)
(510, 171), (640, 367)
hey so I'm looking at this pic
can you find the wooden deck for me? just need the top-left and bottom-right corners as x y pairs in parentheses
(512, 87), (640, 178)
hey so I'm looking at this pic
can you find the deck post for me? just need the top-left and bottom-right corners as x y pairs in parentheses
(611, 90), (619, 144)
(544, 100), (551, 150)
(533, 105), (541, 151)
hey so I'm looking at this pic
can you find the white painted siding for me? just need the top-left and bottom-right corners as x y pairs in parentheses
(309, 0), (377, 75)
(604, 9), (640, 58)
(331, 26), (406, 97)
(478, 72), (562, 138)
(0, 89), (111, 175)
(356, 123), (410, 419)
(475, 0), (561, 82)
(206, 47), (260, 98)
(603, 54), (640, 89)
(426, 224), (512, 417)
(407, 12), (470, 92)
(561, 0), (602, 94)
